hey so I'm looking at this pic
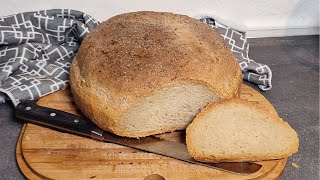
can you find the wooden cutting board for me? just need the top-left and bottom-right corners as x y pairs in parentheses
(16, 85), (288, 180)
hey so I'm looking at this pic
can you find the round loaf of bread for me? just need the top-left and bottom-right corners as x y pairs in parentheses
(70, 11), (242, 137)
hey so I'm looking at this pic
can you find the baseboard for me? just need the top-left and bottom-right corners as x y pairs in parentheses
(247, 27), (319, 38)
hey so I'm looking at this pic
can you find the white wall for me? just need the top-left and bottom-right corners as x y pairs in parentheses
(1, 0), (319, 37)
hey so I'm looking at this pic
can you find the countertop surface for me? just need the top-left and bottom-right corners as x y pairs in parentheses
(0, 35), (319, 180)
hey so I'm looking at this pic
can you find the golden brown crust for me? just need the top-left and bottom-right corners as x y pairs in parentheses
(70, 11), (242, 137)
(186, 98), (299, 162)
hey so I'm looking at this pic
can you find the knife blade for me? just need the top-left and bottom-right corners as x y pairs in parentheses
(15, 100), (262, 174)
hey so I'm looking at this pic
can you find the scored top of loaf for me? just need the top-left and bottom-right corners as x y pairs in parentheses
(72, 11), (242, 101)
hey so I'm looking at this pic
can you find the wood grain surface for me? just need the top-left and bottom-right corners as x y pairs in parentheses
(16, 85), (288, 179)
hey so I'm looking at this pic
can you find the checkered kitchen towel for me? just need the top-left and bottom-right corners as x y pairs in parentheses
(0, 9), (272, 106)
(0, 9), (99, 106)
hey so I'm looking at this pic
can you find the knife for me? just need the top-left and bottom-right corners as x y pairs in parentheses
(15, 100), (262, 174)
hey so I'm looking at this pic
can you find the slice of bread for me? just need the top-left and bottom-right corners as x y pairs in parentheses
(186, 99), (299, 162)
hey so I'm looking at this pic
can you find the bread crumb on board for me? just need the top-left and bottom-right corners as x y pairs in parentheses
(291, 162), (299, 168)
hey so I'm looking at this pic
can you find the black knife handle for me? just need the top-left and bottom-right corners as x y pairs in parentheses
(15, 100), (104, 139)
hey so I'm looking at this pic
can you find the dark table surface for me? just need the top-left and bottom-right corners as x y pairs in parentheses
(0, 35), (319, 180)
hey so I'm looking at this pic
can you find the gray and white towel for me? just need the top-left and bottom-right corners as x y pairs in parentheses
(0, 9), (272, 106)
